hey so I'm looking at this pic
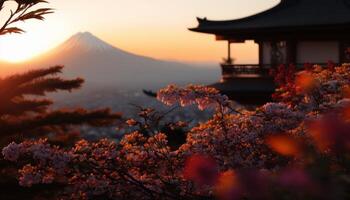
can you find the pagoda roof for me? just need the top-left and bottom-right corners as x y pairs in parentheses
(189, 0), (350, 38)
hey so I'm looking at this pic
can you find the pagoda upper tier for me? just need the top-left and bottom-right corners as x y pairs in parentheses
(190, 0), (350, 40)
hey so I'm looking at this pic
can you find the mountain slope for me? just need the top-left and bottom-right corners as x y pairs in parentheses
(27, 32), (219, 89)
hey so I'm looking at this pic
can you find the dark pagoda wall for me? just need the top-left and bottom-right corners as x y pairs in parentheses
(296, 41), (339, 64)
(339, 40), (350, 63)
(256, 39), (349, 67)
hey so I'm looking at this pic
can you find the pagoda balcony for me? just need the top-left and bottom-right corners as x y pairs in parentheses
(220, 63), (272, 80)
(209, 63), (276, 105)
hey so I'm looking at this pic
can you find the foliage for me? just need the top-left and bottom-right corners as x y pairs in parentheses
(0, 1), (122, 199)
(3, 64), (350, 199)
(0, 64), (121, 146)
(0, 0), (53, 35)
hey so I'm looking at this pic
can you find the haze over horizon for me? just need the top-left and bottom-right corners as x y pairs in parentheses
(0, 31), (222, 67)
(0, 31), (219, 89)
(0, 0), (279, 64)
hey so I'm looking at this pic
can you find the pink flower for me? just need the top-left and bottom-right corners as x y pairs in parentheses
(19, 165), (42, 187)
(2, 142), (22, 162)
(157, 84), (230, 111)
(126, 119), (137, 126)
(42, 170), (55, 184)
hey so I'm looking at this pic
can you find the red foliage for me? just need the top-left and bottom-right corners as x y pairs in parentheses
(327, 60), (336, 72)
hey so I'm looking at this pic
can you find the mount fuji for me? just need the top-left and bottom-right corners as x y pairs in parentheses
(15, 32), (219, 89)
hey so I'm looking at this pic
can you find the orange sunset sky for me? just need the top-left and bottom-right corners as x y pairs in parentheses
(0, 0), (279, 64)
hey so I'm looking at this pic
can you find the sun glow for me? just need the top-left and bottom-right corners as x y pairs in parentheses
(0, 28), (66, 63)
(0, 35), (40, 62)
(0, 8), (73, 63)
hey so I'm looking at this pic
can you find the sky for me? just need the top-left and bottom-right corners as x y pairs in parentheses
(0, 0), (279, 64)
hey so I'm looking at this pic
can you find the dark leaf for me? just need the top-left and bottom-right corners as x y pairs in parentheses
(0, 27), (24, 35)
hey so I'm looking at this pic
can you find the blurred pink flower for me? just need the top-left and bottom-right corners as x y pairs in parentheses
(278, 168), (313, 191)
(215, 170), (241, 200)
(267, 134), (301, 157)
(309, 114), (350, 153)
(2, 142), (22, 162)
(183, 154), (218, 186)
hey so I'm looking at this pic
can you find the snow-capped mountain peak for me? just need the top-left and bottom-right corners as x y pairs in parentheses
(59, 32), (115, 52)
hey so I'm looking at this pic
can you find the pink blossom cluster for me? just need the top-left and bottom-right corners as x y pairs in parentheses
(157, 84), (230, 111)
(179, 101), (304, 169)
(2, 142), (22, 161)
(2, 139), (71, 187)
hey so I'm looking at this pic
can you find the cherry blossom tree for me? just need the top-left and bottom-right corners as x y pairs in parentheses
(3, 64), (350, 199)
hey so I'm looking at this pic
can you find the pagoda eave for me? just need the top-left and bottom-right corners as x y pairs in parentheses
(190, 24), (350, 41)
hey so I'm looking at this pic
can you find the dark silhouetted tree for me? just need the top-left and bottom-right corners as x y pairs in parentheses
(0, 66), (121, 145)
(0, 0), (53, 35)
(0, 1), (121, 199)
(0, 0), (121, 145)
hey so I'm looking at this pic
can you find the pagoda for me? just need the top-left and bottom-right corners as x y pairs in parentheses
(189, 0), (350, 104)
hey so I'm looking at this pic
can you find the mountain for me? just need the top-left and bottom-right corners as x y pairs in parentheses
(20, 32), (219, 89)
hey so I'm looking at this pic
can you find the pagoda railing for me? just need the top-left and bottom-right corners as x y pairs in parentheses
(221, 63), (334, 79)
(221, 64), (271, 79)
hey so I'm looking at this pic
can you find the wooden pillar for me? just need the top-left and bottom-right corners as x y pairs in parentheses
(339, 40), (350, 63)
(286, 40), (297, 65)
(227, 41), (232, 64)
(270, 41), (278, 67)
(339, 40), (345, 63)
(258, 41), (263, 66)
